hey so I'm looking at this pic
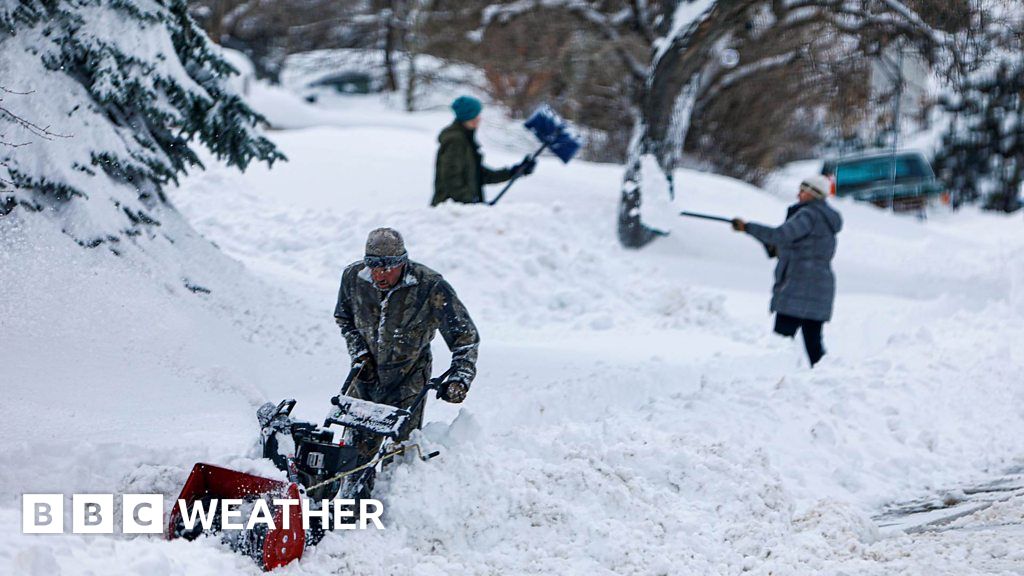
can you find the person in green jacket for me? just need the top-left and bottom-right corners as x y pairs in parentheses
(431, 95), (537, 206)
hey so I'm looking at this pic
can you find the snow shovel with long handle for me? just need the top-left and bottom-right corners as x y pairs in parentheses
(488, 104), (582, 206)
(679, 211), (777, 258)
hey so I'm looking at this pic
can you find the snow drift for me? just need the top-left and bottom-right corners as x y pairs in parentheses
(2, 83), (1024, 575)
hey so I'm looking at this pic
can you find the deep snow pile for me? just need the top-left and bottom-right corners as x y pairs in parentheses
(2, 85), (1024, 575)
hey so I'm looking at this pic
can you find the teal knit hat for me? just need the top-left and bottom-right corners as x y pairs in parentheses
(451, 96), (482, 122)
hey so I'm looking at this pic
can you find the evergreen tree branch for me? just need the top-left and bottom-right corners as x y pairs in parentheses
(0, 87), (73, 142)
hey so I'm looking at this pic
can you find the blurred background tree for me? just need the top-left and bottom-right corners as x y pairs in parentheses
(185, 0), (1023, 217)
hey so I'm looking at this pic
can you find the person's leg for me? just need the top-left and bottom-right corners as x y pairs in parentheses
(774, 313), (800, 337)
(345, 378), (387, 462)
(800, 319), (825, 366)
(343, 358), (431, 501)
(392, 359), (431, 445)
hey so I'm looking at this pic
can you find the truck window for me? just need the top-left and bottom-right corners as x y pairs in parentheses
(836, 156), (930, 188)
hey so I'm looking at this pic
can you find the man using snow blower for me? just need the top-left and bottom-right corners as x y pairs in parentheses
(334, 228), (479, 490)
(431, 95), (537, 205)
(731, 175), (842, 367)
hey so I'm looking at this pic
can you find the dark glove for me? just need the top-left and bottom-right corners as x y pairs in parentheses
(514, 155), (536, 176)
(438, 379), (468, 403)
(352, 353), (376, 378)
(731, 218), (746, 232)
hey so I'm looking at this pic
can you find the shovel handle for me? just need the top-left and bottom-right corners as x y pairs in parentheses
(487, 142), (548, 206)
(678, 211), (733, 223)
(679, 212), (775, 258)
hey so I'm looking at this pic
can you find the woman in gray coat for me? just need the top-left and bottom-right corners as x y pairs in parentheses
(731, 175), (843, 366)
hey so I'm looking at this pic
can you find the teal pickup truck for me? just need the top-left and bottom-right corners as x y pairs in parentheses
(821, 152), (944, 212)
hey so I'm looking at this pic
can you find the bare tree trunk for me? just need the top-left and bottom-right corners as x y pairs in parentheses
(617, 0), (949, 247)
(617, 1), (732, 248)
(382, 1), (400, 92)
(402, 0), (435, 112)
(404, 53), (417, 111)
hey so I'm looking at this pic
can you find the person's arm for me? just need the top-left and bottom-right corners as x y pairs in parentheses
(480, 162), (514, 185)
(485, 155), (536, 185)
(333, 269), (370, 362)
(432, 279), (480, 390)
(744, 209), (815, 247)
(435, 138), (477, 204)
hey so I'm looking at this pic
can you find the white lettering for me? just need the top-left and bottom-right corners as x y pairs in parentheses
(123, 495), (164, 534)
(301, 499), (329, 530)
(21, 494), (385, 534)
(221, 499), (244, 529)
(274, 498), (296, 530)
(72, 494), (113, 534)
(359, 499), (384, 530)
(246, 498), (276, 530)
(177, 498), (217, 531)
(22, 494), (64, 534)
(332, 498), (356, 530)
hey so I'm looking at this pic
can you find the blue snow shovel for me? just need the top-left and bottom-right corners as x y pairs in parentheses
(487, 104), (582, 206)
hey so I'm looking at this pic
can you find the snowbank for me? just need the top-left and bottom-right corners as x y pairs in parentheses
(2, 84), (1024, 575)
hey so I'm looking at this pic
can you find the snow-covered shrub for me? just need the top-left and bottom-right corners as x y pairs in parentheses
(0, 0), (284, 251)
(936, 55), (1024, 212)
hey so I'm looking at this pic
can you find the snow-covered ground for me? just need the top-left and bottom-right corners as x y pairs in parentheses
(2, 85), (1024, 575)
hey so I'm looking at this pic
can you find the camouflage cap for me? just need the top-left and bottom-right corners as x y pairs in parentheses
(365, 227), (406, 257)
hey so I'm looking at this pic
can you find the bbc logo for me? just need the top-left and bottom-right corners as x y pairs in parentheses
(23, 494), (164, 534)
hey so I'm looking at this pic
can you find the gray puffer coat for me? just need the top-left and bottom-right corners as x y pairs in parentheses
(745, 199), (843, 322)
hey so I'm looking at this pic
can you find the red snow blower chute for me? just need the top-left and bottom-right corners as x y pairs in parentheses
(167, 364), (447, 571)
(167, 464), (305, 570)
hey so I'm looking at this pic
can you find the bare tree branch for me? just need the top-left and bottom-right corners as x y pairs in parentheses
(0, 88), (72, 142)
(474, 0), (648, 81)
(1, 86), (72, 190)
(700, 51), (803, 103)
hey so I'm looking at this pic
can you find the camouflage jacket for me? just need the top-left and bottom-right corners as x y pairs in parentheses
(431, 122), (513, 205)
(334, 260), (480, 390)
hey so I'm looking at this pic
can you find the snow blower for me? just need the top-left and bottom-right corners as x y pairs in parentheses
(488, 104), (582, 205)
(166, 463), (305, 570)
(167, 364), (447, 570)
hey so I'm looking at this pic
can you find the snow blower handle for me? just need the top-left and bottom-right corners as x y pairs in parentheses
(380, 366), (458, 451)
(339, 360), (371, 396)
(411, 366), (457, 410)
(487, 142), (548, 206)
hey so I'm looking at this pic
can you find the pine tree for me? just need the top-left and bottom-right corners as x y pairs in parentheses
(936, 56), (1024, 212)
(0, 0), (284, 250)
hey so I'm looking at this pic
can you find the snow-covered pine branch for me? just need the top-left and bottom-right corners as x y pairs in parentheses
(934, 3), (1024, 212)
(0, 0), (284, 251)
